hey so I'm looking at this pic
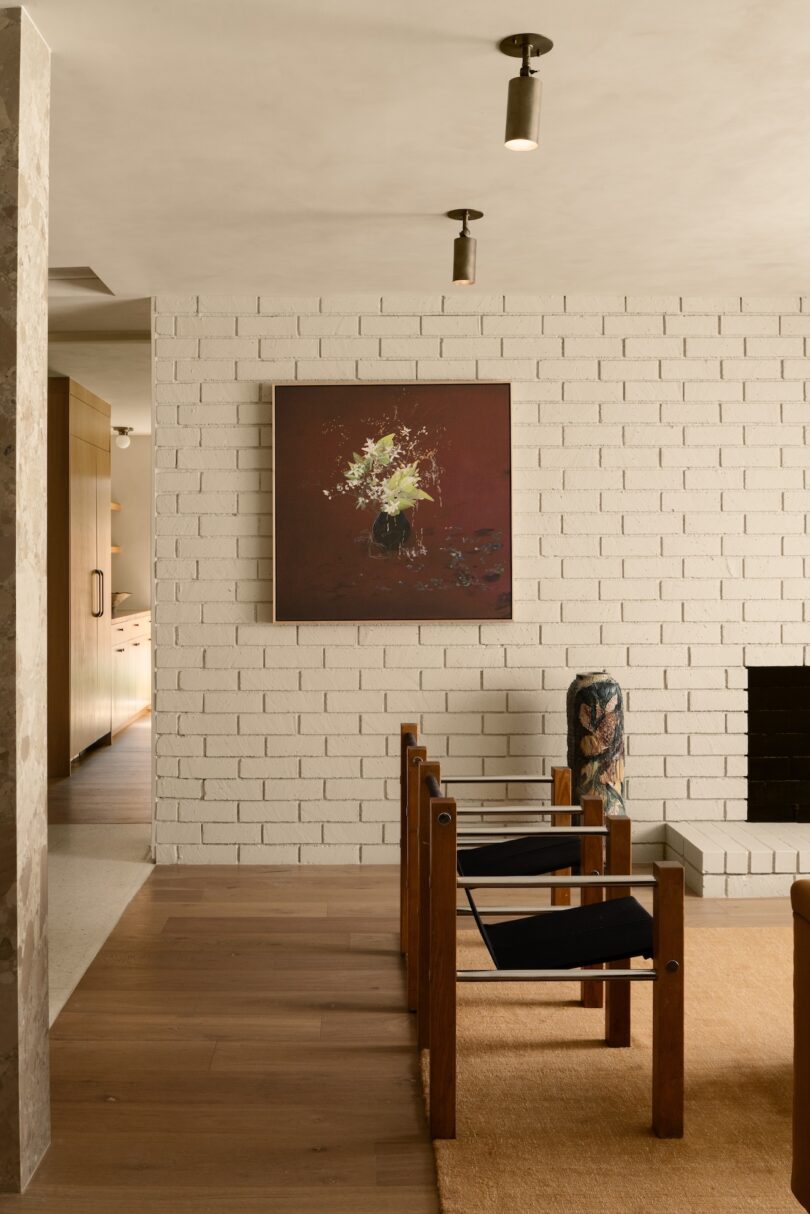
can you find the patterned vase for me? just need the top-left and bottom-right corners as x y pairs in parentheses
(566, 671), (626, 815)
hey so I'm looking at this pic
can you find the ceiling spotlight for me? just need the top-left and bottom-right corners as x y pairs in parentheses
(499, 32), (553, 151)
(447, 209), (483, 286)
(113, 426), (133, 449)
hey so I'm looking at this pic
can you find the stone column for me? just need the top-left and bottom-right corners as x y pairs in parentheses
(0, 7), (51, 1192)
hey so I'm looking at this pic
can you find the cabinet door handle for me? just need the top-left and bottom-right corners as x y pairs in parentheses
(132, 642), (140, 647)
(115, 648), (125, 653)
(91, 569), (103, 618)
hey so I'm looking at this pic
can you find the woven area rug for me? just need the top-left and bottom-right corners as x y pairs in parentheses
(432, 926), (799, 1213)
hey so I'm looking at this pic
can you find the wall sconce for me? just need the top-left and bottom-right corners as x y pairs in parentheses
(113, 426), (133, 449)
(499, 32), (553, 151)
(447, 209), (483, 285)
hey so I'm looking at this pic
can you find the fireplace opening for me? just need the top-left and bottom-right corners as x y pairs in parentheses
(748, 666), (810, 823)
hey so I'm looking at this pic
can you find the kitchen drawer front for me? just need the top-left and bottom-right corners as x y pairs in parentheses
(111, 635), (152, 734)
(111, 641), (131, 734)
(111, 613), (151, 646)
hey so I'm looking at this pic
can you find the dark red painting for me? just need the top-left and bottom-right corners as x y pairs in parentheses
(272, 382), (512, 622)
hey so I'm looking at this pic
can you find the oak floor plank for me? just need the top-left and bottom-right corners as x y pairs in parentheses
(48, 714), (152, 825)
(0, 1186), (434, 1213)
(3, 861), (439, 1213)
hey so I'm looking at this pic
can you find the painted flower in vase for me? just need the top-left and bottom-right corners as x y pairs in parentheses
(325, 429), (437, 551)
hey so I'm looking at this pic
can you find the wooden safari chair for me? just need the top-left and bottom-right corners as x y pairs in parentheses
(399, 723), (608, 1011)
(419, 766), (685, 1142)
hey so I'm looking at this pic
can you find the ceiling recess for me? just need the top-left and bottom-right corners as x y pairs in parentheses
(48, 266), (114, 299)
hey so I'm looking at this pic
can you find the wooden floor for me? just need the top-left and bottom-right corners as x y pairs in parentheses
(1, 868), (789, 1214)
(5, 706), (793, 1211)
(48, 714), (152, 824)
(0, 865), (438, 1213)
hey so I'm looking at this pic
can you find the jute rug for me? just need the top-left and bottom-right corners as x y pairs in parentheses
(432, 926), (799, 1213)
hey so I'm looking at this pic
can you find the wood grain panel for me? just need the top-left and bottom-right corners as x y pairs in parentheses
(47, 380), (71, 776)
(48, 378), (115, 777)
(67, 377), (113, 418)
(68, 434), (98, 758)
(94, 444), (112, 741)
(69, 387), (110, 450)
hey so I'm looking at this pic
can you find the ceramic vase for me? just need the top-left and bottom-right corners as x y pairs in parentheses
(566, 671), (626, 815)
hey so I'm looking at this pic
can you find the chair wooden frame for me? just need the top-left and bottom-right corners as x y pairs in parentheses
(399, 723), (606, 1012)
(422, 779), (684, 1143)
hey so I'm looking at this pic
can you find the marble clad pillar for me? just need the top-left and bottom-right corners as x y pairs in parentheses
(0, 7), (51, 1192)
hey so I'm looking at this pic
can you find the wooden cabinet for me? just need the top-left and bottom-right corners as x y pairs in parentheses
(111, 611), (151, 735)
(48, 379), (113, 776)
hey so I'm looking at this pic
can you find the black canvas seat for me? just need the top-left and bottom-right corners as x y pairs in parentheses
(471, 895), (654, 971)
(456, 832), (581, 878)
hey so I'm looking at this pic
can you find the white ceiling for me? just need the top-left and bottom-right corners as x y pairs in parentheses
(27, 0), (810, 298)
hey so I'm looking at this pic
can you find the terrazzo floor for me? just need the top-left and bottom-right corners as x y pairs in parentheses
(48, 822), (153, 1023)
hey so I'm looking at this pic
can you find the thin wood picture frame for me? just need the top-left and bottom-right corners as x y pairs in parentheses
(271, 381), (513, 624)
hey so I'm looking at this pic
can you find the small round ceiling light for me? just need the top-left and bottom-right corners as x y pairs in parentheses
(447, 209), (483, 286)
(113, 426), (133, 449)
(499, 33), (553, 151)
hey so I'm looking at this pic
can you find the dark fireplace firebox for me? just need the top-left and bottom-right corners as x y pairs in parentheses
(748, 667), (810, 823)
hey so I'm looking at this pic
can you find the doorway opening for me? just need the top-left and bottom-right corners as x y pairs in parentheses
(46, 288), (153, 1023)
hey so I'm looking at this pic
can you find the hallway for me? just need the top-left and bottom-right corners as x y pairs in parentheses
(48, 715), (152, 825)
(47, 716), (153, 1022)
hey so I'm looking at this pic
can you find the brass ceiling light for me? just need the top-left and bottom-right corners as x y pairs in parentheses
(113, 426), (133, 449)
(447, 209), (483, 285)
(499, 32), (553, 151)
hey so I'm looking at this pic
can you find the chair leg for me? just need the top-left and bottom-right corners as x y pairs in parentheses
(579, 795), (604, 1008)
(400, 724), (417, 955)
(652, 861), (684, 1138)
(550, 766), (572, 908)
(605, 965), (631, 1046)
(605, 815), (632, 1047)
(429, 796), (457, 1140)
(417, 762), (440, 1051)
(406, 746), (426, 1013)
(581, 978), (604, 1009)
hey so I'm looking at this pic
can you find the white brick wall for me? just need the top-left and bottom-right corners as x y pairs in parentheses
(152, 293), (810, 864)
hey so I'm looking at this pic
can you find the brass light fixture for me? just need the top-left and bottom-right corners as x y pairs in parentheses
(113, 426), (133, 450)
(499, 32), (553, 151)
(447, 209), (483, 285)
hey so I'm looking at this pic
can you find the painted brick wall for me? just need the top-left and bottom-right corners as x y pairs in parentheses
(151, 292), (810, 864)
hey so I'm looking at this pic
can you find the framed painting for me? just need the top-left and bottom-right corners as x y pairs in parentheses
(272, 382), (512, 622)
